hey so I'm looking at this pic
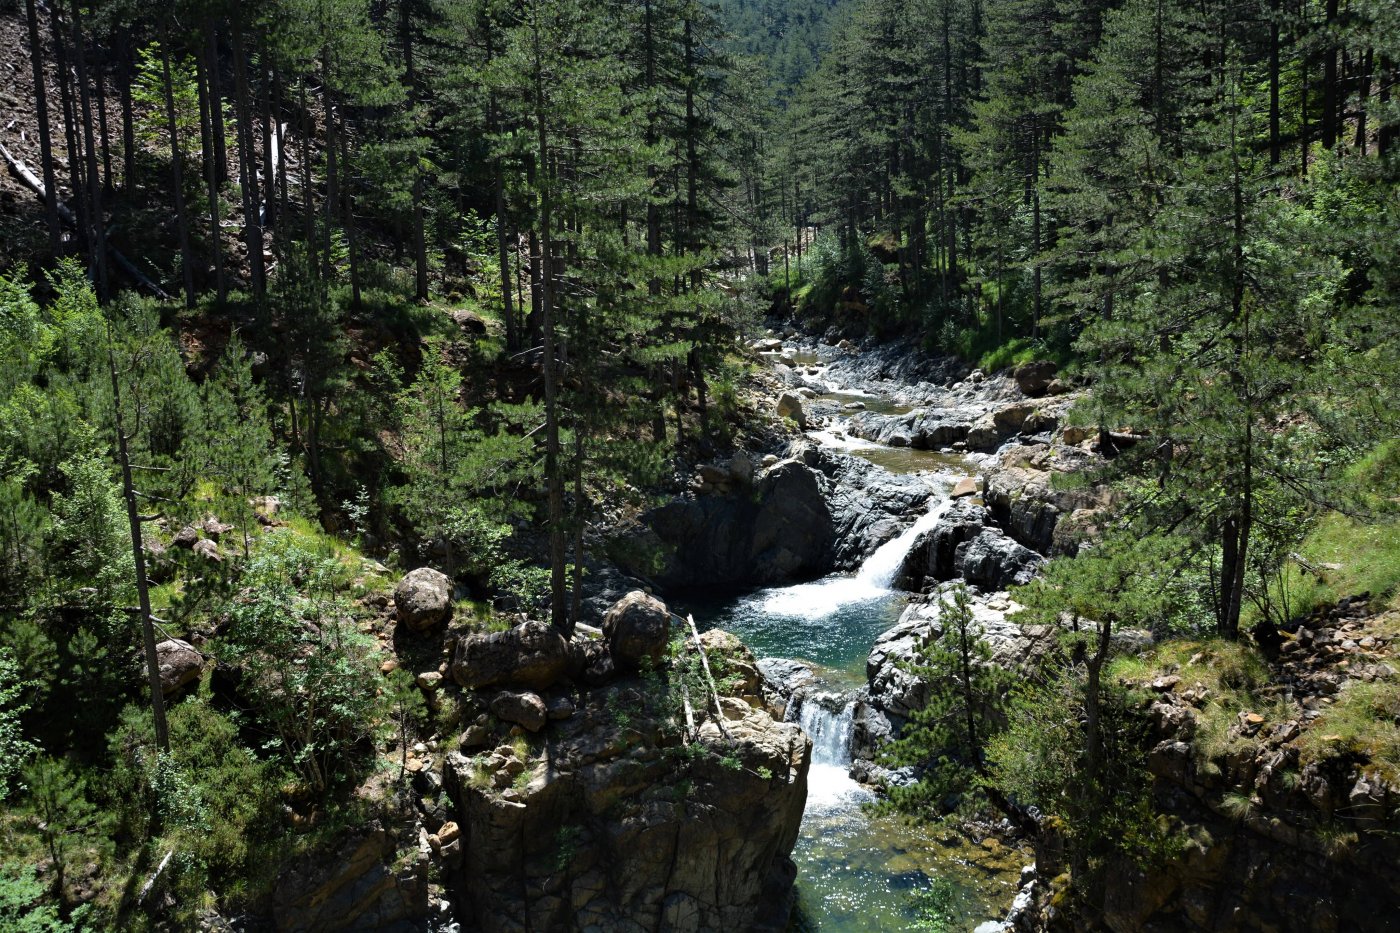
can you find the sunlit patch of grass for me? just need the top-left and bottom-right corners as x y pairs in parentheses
(1110, 639), (1274, 763)
(1298, 679), (1400, 783)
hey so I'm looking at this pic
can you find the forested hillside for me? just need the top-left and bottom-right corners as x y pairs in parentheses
(0, 0), (1398, 929)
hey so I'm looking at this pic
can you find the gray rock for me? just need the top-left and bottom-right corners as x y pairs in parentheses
(272, 822), (428, 932)
(1013, 360), (1058, 397)
(614, 458), (834, 590)
(602, 591), (671, 670)
(452, 620), (570, 691)
(192, 538), (223, 563)
(443, 690), (809, 932)
(954, 529), (1043, 590)
(777, 391), (806, 427)
(490, 690), (548, 732)
(450, 308), (487, 335)
(395, 568), (452, 631)
(155, 639), (202, 695)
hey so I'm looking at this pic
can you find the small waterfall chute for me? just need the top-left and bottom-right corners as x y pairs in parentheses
(755, 493), (954, 619)
(795, 691), (874, 814)
(855, 495), (956, 588)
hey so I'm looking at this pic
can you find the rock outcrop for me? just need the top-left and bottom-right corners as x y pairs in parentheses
(852, 593), (1057, 773)
(896, 498), (1043, 592)
(1024, 598), (1400, 933)
(982, 443), (1110, 556)
(452, 619), (572, 691)
(434, 591), (811, 933)
(444, 671), (809, 933)
(395, 568), (452, 631)
(611, 457), (834, 590)
(271, 821), (429, 933)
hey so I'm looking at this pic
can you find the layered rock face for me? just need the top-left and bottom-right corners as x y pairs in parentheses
(612, 440), (947, 590)
(271, 822), (429, 933)
(614, 457), (834, 590)
(443, 594), (810, 932)
(982, 443), (1111, 556)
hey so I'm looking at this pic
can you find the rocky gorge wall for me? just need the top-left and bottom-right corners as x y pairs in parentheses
(441, 592), (811, 933)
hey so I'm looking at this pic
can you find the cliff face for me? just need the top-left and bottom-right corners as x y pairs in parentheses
(1029, 598), (1400, 933)
(442, 609), (811, 933)
(444, 693), (809, 932)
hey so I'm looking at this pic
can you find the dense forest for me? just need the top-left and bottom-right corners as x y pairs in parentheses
(0, 0), (1397, 928)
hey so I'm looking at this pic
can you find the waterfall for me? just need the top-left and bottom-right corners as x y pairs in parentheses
(795, 692), (873, 814)
(855, 495), (955, 588)
(798, 693), (855, 767)
(754, 492), (953, 618)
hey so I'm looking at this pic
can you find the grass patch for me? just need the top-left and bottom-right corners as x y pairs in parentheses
(1298, 679), (1400, 782)
(1296, 512), (1400, 608)
(1109, 639), (1272, 763)
(453, 597), (510, 634)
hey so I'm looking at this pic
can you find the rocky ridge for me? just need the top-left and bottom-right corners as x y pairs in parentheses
(439, 591), (811, 933)
(1035, 596), (1400, 933)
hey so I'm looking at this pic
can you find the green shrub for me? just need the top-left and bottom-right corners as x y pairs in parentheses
(214, 536), (381, 792)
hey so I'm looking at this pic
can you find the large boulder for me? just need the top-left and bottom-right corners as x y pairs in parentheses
(615, 458), (834, 590)
(776, 391), (807, 428)
(1013, 360), (1058, 397)
(895, 497), (988, 589)
(983, 443), (1111, 556)
(854, 595), (1056, 769)
(155, 639), (203, 695)
(954, 529), (1044, 590)
(489, 690), (548, 732)
(394, 568), (452, 631)
(602, 591), (671, 670)
(452, 620), (571, 691)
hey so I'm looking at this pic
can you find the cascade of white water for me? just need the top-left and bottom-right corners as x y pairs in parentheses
(754, 491), (953, 618)
(796, 693), (873, 813)
(855, 494), (956, 588)
(798, 694), (855, 767)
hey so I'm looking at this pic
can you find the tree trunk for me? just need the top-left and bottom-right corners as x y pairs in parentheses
(159, 29), (194, 306)
(197, 44), (226, 305)
(232, 23), (265, 302)
(121, 31), (136, 189)
(207, 28), (227, 185)
(69, 0), (108, 296)
(24, 0), (61, 255)
(108, 329), (171, 754)
(531, 11), (568, 636)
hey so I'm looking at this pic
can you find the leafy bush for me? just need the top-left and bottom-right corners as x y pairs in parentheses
(215, 536), (381, 792)
(107, 696), (283, 900)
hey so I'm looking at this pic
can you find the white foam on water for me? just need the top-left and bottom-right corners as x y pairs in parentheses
(798, 698), (875, 815)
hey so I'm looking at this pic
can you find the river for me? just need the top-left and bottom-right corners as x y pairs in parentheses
(689, 469), (1026, 931)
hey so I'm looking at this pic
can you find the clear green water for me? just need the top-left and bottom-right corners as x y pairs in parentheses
(680, 561), (1026, 931)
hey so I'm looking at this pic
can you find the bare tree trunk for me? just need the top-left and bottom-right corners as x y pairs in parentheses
(24, 0), (61, 254)
(122, 30), (136, 189)
(159, 29), (195, 306)
(232, 23), (265, 302)
(197, 43), (226, 304)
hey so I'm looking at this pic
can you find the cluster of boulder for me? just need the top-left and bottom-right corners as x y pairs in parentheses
(388, 585), (815, 933)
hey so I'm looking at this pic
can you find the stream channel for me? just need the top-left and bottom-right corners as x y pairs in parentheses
(686, 366), (1027, 931)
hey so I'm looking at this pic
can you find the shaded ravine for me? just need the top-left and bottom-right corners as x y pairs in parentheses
(690, 478), (1023, 931)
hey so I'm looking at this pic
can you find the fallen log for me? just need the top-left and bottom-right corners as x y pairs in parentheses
(1, 141), (172, 300)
